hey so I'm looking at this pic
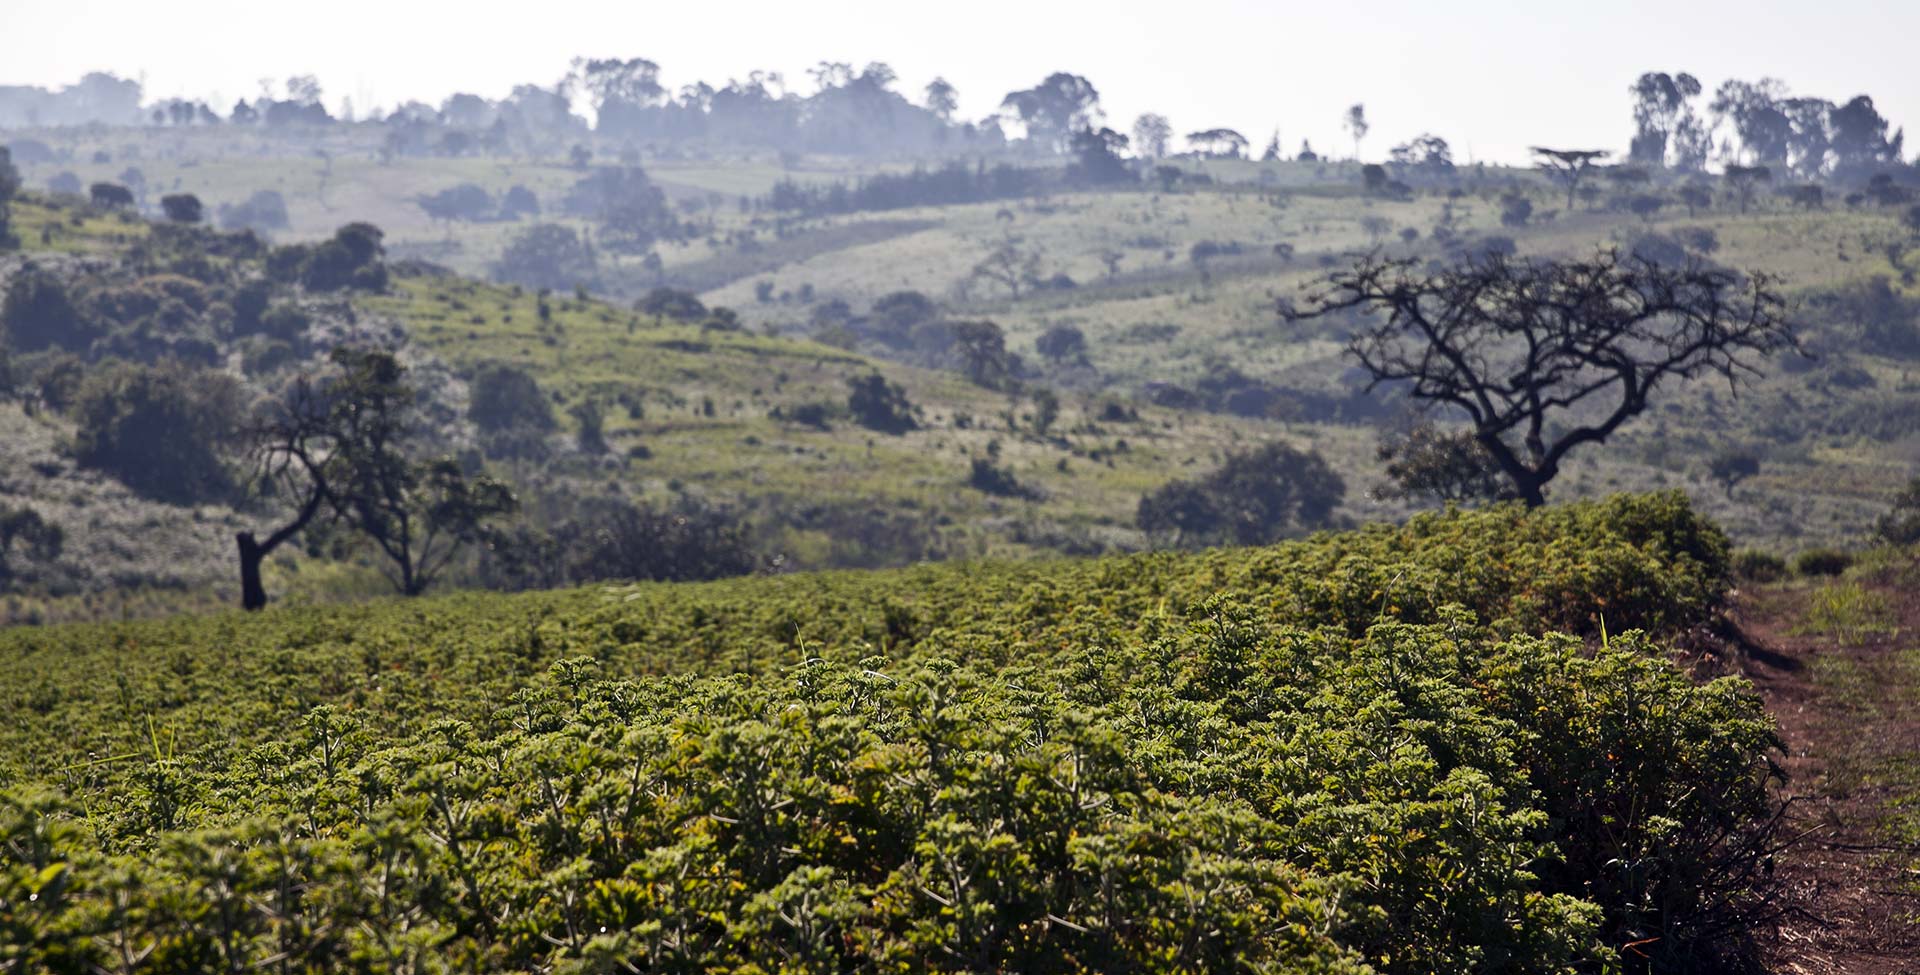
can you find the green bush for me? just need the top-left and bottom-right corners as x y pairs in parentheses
(1794, 548), (1854, 578)
(1732, 549), (1789, 583)
(70, 360), (243, 504)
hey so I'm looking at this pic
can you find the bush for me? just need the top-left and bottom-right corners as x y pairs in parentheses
(217, 189), (291, 233)
(1138, 442), (1345, 546)
(159, 193), (203, 224)
(468, 363), (555, 434)
(1794, 548), (1854, 578)
(969, 457), (1037, 498)
(846, 373), (916, 434)
(493, 223), (598, 291)
(1875, 476), (1920, 545)
(1732, 549), (1789, 584)
(4, 271), (96, 354)
(0, 505), (62, 583)
(70, 360), (242, 504)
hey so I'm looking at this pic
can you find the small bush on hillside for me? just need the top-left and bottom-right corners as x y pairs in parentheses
(468, 363), (555, 434)
(1139, 442), (1346, 546)
(1876, 476), (1920, 545)
(1794, 548), (1854, 578)
(2, 269), (96, 353)
(1732, 550), (1789, 584)
(968, 457), (1037, 499)
(846, 373), (916, 434)
(71, 360), (243, 504)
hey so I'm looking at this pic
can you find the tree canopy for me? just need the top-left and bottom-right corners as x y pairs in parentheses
(1287, 251), (1799, 507)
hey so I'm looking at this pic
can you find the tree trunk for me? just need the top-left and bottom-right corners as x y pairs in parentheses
(237, 532), (268, 611)
(1514, 476), (1548, 509)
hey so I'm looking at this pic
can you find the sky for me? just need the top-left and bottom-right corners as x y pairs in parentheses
(5, 0), (1918, 165)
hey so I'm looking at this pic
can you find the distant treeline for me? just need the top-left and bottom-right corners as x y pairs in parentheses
(758, 161), (1052, 216)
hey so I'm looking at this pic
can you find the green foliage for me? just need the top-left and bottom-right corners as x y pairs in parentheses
(0, 505), (62, 582)
(968, 457), (1035, 498)
(71, 359), (242, 504)
(316, 348), (518, 596)
(1138, 442), (1346, 546)
(1800, 581), (1894, 645)
(467, 362), (556, 434)
(1794, 548), (1854, 578)
(1375, 424), (1508, 505)
(846, 372), (917, 434)
(493, 223), (598, 291)
(158, 193), (203, 225)
(1876, 476), (1920, 545)
(2, 268), (95, 353)
(0, 494), (1775, 973)
(1731, 549), (1788, 583)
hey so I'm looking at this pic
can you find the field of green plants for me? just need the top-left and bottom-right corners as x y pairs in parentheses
(1, 493), (1787, 972)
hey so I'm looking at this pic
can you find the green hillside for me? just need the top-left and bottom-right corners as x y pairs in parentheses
(0, 494), (1784, 973)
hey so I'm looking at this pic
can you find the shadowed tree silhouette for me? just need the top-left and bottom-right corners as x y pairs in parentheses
(1531, 148), (1609, 209)
(1286, 251), (1799, 507)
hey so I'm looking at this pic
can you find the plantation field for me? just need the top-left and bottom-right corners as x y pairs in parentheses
(1, 495), (1787, 972)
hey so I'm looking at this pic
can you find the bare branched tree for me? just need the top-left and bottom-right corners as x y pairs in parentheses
(1286, 252), (1800, 507)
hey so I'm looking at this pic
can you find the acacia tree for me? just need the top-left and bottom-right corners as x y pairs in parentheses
(1531, 148), (1608, 209)
(1286, 252), (1798, 507)
(239, 348), (517, 608)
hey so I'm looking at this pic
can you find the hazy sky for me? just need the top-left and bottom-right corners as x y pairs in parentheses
(6, 0), (1917, 164)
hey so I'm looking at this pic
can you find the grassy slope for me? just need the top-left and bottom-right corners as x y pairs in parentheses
(364, 270), (1391, 566)
(11, 132), (1919, 555)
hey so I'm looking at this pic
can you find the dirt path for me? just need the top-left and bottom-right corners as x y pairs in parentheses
(1732, 573), (1920, 973)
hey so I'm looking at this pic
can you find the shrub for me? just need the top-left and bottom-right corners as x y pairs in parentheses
(0, 505), (62, 582)
(1875, 476), (1920, 545)
(468, 363), (555, 434)
(71, 360), (242, 504)
(1731, 550), (1788, 584)
(1139, 442), (1345, 546)
(846, 373), (916, 434)
(968, 457), (1037, 498)
(1794, 548), (1854, 578)
(2, 269), (96, 353)
(159, 193), (203, 224)
(217, 189), (291, 233)
(494, 223), (598, 291)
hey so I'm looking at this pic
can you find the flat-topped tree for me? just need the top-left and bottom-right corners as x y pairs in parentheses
(1286, 251), (1799, 507)
(1530, 147), (1608, 209)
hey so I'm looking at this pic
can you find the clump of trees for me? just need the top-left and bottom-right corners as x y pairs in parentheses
(762, 162), (1049, 217)
(267, 223), (389, 292)
(1287, 251), (1800, 507)
(1137, 442), (1345, 546)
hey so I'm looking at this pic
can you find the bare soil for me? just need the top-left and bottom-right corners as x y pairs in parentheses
(1731, 570), (1920, 974)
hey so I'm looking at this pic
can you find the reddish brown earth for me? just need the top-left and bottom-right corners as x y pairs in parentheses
(1727, 572), (1920, 974)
